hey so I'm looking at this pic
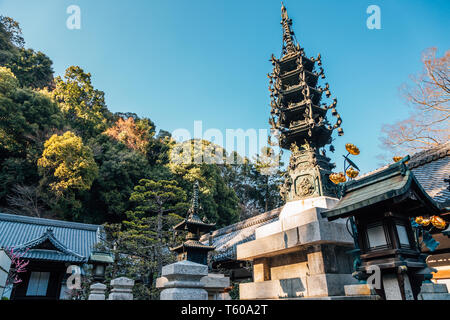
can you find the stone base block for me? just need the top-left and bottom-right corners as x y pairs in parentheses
(307, 274), (357, 297)
(157, 272), (230, 300)
(202, 273), (230, 290)
(239, 274), (357, 300)
(160, 288), (208, 300)
(162, 260), (208, 280)
(382, 273), (414, 300)
(240, 278), (307, 300)
(238, 219), (353, 260)
(279, 197), (339, 220)
(255, 197), (341, 240)
(418, 283), (450, 300)
(344, 283), (377, 296)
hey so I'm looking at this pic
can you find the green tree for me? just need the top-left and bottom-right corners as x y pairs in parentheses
(252, 146), (284, 213)
(168, 139), (239, 227)
(84, 134), (152, 223)
(6, 48), (54, 89)
(0, 67), (64, 209)
(0, 16), (24, 65)
(126, 179), (188, 275)
(53, 66), (113, 139)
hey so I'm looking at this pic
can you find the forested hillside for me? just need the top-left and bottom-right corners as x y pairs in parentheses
(0, 16), (284, 229)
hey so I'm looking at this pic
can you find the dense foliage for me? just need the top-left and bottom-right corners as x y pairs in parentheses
(0, 16), (284, 299)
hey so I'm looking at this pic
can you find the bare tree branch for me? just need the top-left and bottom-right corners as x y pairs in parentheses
(381, 48), (450, 156)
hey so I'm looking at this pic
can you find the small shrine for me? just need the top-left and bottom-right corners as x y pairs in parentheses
(171, 181), (215, 265)
(158, 182), (230, 300)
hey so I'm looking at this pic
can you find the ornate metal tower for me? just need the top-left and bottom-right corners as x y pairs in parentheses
(269, 4), (344, 202)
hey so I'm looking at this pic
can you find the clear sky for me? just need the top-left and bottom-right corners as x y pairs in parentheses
(1, 0), (449, 174)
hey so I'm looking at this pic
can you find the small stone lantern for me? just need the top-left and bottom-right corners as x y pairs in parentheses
(171, 182), (215, 265)
(89, 250), (114, 282)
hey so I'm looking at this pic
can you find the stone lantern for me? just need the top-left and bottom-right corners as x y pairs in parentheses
(171, 181), (215, 265)
(89, 250), (114, 282)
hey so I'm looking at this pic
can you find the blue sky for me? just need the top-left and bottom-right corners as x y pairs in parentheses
(1, 0), (449, 173)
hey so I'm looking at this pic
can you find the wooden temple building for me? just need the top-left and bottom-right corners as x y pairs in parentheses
(0, 213), (112, 300)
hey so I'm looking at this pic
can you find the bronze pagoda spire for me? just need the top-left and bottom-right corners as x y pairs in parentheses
(269, 4), (344, 202)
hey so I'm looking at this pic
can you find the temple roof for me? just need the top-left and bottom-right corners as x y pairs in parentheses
(170, 240), (215, 253)
(357, 142), (450, 206)
(173, 213), (215, 232)
(200, 207), (281, 262)
(0, 212), (104, 263)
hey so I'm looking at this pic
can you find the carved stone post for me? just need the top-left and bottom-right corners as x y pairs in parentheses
(88, 282), (106, 300)
(108, 277), (134, 300)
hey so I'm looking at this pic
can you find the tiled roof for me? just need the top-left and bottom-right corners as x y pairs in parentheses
(171, 240), (215, 253)
(323, 158), (444, 221)
(202, 207), (281, 262)
(357, 142), (450, 205)
(0, 213), (103, 263)
(409, 142), (450, 205)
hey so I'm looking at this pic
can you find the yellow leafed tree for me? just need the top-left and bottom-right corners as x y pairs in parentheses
(38, 131), (98, 195)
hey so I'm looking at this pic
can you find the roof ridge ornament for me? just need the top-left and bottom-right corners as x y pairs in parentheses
(15, 228), (86, 261)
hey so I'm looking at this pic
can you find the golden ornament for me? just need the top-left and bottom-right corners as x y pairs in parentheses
(431, 215), (447, 229)
(346, 167), (359, 179)
(345, 143), (360, 156)
(329, 172), (346, 184)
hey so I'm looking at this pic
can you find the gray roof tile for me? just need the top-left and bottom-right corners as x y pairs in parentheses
(0, 213), (103, 263)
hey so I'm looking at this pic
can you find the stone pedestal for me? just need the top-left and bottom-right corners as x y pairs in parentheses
(0, 249), (11, 297)
(88, 282), (106, 300)
(202, 273), (231, 300)
(157, 272), (231, 300)
(382, 273), (414, 300)
(237, 197), (358, 299)
(108, 277), (134, 300)
(344, 283), (380, 299)
(418, 283), (450, 300)
(159, 260), (209, 300)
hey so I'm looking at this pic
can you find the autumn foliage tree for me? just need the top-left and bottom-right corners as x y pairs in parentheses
(104, 117), (151, 153)
(381, 48), (449, 155)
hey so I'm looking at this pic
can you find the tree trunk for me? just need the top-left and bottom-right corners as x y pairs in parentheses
(156, 200), (163, 276)
(265, 175), (269, 212)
